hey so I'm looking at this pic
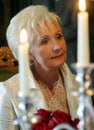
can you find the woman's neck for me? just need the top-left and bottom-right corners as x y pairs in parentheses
(32, 67), (59, 88)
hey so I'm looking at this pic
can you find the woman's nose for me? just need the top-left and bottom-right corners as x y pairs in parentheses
(52, 40), (60, 53)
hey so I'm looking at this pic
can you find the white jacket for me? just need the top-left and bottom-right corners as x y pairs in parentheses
(0, 63), (79, 130)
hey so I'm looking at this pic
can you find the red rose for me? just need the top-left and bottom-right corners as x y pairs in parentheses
(48, 117), (56, 129)
(51, 110), (72, 125)
(32, 121), (50, 130)
(32, 109), (79, 130)
(34, 109), (51, 123)
(72, 118), (79, 130)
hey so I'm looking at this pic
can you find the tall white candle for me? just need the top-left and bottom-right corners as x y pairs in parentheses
(19, 29), (30, 96)
(77, 0), (90, 67)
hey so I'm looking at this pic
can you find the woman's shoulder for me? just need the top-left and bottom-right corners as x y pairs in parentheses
(0, 74), (19, 97)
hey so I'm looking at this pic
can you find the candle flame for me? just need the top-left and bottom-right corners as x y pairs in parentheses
(79, 0), (86, 11)
(20, 29), (28, 43)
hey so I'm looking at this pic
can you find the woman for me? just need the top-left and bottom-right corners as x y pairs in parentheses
(0, 5), (79, 130)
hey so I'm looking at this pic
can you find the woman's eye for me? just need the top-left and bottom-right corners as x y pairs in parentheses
(41, 38), (48, 45)
(56, 34), (63, 40)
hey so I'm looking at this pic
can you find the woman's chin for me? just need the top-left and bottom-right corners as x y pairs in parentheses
(55, 61), (65, 68)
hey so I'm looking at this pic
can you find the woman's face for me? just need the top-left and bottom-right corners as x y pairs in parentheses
(30, 21), (67, 71)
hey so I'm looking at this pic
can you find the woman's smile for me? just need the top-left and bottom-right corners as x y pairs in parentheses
(51, 54), (62, 59)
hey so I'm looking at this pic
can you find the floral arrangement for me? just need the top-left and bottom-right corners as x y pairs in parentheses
(32, 109), (79, 130)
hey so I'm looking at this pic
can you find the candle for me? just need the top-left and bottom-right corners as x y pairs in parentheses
(77, 0), (90, 67)
(19, 29), (30, 96)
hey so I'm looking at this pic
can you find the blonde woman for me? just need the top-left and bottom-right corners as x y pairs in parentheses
(0, 5), (79, 130)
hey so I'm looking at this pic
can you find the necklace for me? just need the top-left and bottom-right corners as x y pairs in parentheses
(37, 72), (69, 114)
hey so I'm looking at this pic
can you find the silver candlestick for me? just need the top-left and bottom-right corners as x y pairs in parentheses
(72, 63), (94, 130)
(13, 91), (40, 130)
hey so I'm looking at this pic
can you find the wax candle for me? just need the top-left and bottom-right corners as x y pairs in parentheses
(77, 0), (90, 67)
(19, 29), (30, 96)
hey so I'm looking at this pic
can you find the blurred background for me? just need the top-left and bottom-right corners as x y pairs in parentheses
(0, 0), (94, 68)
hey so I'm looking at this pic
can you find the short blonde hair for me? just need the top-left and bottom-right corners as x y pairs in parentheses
(6, 5), (61, 60)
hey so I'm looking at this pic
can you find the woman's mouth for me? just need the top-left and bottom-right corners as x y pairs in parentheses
(51, 53), (64, 59)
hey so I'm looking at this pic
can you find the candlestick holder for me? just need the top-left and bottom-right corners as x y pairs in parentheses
(13, 91), (40, 130)
(71, 63), (94, 130)
(53, 123), (75, 130)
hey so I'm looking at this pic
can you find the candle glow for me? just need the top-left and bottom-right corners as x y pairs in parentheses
(79, 0), (86, 11)
(19, 28), (30, 96)
(77, 0), (90, 67)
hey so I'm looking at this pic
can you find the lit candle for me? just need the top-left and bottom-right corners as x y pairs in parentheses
(77, 0), (90, 67)
(19, 29), (30, 96)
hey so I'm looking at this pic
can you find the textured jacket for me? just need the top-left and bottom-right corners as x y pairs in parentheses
(0, 63), (79, 130)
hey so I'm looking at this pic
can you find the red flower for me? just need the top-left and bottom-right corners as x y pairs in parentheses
(34, 109), (51, 123)
(48, 110), (72, 129)
(72, 118), (79, 130)
(32, 121), (51, 130)
(52, 110), (72, 124)
(32, 109), (79, 130)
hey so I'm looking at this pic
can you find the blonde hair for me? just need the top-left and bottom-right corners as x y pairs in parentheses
(6, 5), (61, 60)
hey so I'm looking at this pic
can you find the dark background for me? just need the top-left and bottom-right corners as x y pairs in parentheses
(0, 0), (94, 67)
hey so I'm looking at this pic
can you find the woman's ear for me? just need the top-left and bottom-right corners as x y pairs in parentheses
(29, 52), (35, 61)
